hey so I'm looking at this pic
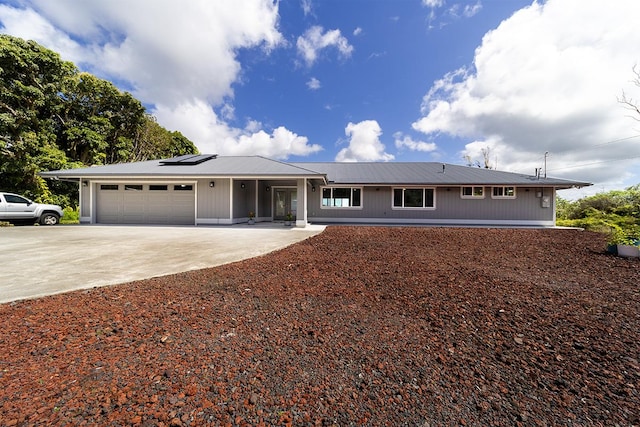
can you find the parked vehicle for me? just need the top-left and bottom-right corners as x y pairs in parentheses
(0, 192), (63, 225)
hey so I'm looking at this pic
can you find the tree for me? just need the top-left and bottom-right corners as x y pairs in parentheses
(132, 115), (198, 162)
(0, 35), (76, 201)
(0, 35), (197, 206)
(464, 146), (496, 169)
(618, 65), (640, 122)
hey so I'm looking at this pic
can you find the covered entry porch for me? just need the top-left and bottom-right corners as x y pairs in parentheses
(226, 177), (322, 228)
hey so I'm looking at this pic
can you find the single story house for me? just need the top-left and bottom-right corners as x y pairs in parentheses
(40, 154), (591, 227)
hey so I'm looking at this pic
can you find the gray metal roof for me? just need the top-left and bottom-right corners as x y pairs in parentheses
(40, 155), (591, 188)
(40, 156), (325, 178)
(291, 162), (591, 188)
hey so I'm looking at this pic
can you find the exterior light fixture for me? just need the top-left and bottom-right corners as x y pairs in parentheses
(312, 186), (316, 192)
(265, 186), (271, 192)
(209, 181), (215, 188)
(240, 182), (245, 189)
(82, 181), (88, 187)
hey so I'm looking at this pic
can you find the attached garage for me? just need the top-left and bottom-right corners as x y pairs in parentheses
(96, 183), (195, 225)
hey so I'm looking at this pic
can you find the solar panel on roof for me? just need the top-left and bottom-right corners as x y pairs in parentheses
(160, 154), (217, 165)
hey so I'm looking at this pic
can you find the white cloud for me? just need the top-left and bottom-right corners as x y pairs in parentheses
(394, 132), (437, 153)
(301, 0), (313, 17)
(422, 0), (444, 7)
(368, 51), (387, 61)
(4, 0), (283, 106)
(306, 77), (321, 90)
(0, 5), (87, 65)
(446, 2), (483, 19)
(296, 25), (354, 67)
(219, 103), (235, 121)
(463, 2), (482, 18)
(459, 138), (503, 169)
(336, 120), (394, 162)
(426, 1), (483, 29)
(0, 0), (324, 160)
(353, 27), (363, 36)
(154, 101), (322, 159)
(413, 0), (640, 188)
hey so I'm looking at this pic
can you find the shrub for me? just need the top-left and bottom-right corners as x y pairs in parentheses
(60, 207), (80, 224)
(607, 225), (640, 246)
(555, 209), (633, 233)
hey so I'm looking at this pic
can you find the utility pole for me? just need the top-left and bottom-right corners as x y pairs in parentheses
(544, 151), (548, 179)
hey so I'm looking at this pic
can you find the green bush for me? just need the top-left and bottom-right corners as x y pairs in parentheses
(556, 218), (613, 233)
(556, 185), (639, 238)
(60, 207), (80, 224)
(607, 225), (640, 246)
(556, 208), (635, 233)
(557, 185), (640, 223)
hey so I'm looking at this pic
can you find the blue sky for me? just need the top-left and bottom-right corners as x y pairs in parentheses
(1, 0), (639, 199)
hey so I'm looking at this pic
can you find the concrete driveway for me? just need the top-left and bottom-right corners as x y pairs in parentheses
(0, 224), (325, 304)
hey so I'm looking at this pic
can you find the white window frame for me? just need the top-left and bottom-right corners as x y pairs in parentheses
(392, 187), (436, 210)
(461, 186), (485, 199)
(492, 186), (516, 199)
(320, 186), (363, 209)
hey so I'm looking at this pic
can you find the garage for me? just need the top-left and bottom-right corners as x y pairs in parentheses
(96, 183), (195, 225)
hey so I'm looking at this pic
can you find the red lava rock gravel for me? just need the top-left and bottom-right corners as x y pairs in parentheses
(1, 227), (639, 426)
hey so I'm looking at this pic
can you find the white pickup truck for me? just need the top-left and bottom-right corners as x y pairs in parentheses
(0, 192), (64, 225)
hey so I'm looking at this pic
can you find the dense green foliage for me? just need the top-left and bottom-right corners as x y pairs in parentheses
(556, 185), (640, 237)
(60, 206), (80, 224)
(0, 35), (198, 207)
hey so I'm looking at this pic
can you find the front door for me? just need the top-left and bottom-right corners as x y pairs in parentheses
(274, 188), (297, 221)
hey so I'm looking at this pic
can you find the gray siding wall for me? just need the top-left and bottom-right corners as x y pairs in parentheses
(307, 186), (555, 223)
(232, 179), (254, 219)
(197, 178), (230, 219)
(198, 178), (270, 220)
(80, 182), (91, 219)
(258, 181), (273, 218)
(229, 179), (277, 220)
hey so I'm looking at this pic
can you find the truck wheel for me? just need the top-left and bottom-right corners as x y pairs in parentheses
(40, 213), (60, 225)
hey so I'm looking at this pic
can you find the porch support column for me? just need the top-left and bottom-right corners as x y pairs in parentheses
(229, 178), (234, 223)
(254, 179), (259, 220)
(296, 178), (307, 228)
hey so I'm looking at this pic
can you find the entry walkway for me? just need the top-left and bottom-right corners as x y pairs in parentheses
(0, 224), (325, 303)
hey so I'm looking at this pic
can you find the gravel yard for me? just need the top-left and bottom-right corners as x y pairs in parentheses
(1, 227), (638, 426)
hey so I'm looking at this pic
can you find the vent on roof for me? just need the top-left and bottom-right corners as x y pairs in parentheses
(160, 154), (217, 165)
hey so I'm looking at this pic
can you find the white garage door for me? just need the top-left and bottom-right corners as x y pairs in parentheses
(96, 183), (195, 225)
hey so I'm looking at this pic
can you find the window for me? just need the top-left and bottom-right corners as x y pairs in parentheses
(461, 186), (484, 198)
(174, 185), (193, 191)
(4, 194), (29, 204)
(321, 187), (362, 208)
(149, 185), (168, 191)
(100, 184), (119, 190)
(393, 188), (435, 209)
(125, 184), (143, 191)
(492, 186), (516, 198)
